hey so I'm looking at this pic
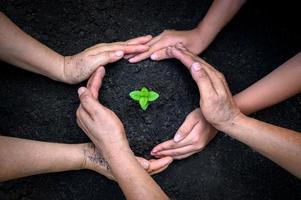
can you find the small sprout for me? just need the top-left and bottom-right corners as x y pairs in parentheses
(129, 87), (159, 110)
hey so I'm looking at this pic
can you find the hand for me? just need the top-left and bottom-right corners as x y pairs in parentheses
(81, 143), (173, 180)
(77, 67), (173, 175)
(64, 35), (152, 84)
(127, 29), (206, 63)
(167, 43), (243, 130)
(151, 109), (217, 160)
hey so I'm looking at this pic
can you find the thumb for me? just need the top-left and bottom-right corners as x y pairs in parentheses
(87, 67), (106, 99)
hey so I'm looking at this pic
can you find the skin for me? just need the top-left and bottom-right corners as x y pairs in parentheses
(77, 67), (169, 200)
(0, 12), (172, 183)
(164, 46), (301, 178)
(0, 11), (152, 84)
(127, 0), (247, 62)
(151, 45), (301, 160)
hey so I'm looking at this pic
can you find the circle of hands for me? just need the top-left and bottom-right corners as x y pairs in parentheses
(72, 35), (242, 180)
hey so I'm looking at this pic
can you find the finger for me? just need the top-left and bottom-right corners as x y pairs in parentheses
(152, 145), (196, 158)
(173, 151), (199, 160)
(87, 67), (105, 99)
(173, 109), (201, 142)
(190, 62), (217, 99)
(150, 48), (171, 61)
(136, 157), (150, 170)
(78, 87), (104, 120)
(124, 53), (135, 59)
(168, 46), (196, 70)
(91, 44), (150, 56)
(145, 34), (162, 47)
(147, 157), (173, 174)
(126, 35), (153, 45)
(151, 138), (191, 155)
(129, 36), (167, 63)
(76, 106), (93, 133)
(92, 50), (125, 67)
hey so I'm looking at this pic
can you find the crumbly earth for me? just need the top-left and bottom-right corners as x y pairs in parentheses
(0, 0), (300, 199)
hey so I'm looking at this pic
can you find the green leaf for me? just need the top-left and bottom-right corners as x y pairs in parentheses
(141, 102), (149, 110)
(129, 91), (141, 101)
(140, 87), (149, 97)
(139, 97), (148, 108)
(148, 91), (159, 101)
(141, 87), (148, 92)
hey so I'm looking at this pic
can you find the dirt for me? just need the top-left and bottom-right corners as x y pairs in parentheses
(0, 0), (300, 199)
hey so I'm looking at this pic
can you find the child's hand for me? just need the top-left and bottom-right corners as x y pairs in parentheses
(127, 29), (206, 63)
(63, 35), (152, 84)
(150, 109), (217, 160)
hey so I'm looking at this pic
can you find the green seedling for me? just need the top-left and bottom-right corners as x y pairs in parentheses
(129, 87), (159, 110)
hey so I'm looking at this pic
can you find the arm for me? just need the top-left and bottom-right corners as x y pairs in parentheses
(0, 12), (64, 82)
(0, 12), (151, 84)
(0, 136), (171, 182)
(234, 52), (301, 115)
(167, 46), (301, 178)
(0, 136), (84, 182)
(76, 67), (169, 199)
(224, 115), (301, 178)
(151, 50), (301, 160)
(128, 0), (246, 62)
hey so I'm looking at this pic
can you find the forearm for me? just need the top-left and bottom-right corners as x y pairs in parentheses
(234, 52), (301, 115)
(0, 12), (65, 82)
(91, 138), (168, 200)
(221, 115), (301, 178)
(0, 136), (84, 182)
(195, 0), (246, 48)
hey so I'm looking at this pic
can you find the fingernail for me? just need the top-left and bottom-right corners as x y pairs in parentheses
(78, 87), (86, 96)
(142, 160), (150, 169)
(115, 51), (124, 57)
(150, 53), (158, 60)
(151, 149), (158, 154)
(192, 62), (202, 71)
(173, 131), (183, 142)
(129, 58), (135, 63)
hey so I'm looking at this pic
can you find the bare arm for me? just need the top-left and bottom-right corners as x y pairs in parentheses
(128, 0), (246, 62)
(235, 52), (301, 115)
(0, 136), (84, 182)
(0, 11), (151, 84)
(0, 12), (64, 82)
(167, 45), (301, 178)
(195, 0), (247, 51)
(223, 115), (301, 178)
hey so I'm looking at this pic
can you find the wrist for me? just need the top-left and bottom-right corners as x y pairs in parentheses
(217, 113), (248, 134)
(62, 56), (77, 84)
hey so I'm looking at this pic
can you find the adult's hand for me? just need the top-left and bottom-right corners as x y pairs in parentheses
(127, 29), (206, 63)
(64, 35), (152, 84)
(151, 109), (217, 160)
(77, 67), (172, 178)
(166, 43), (243, 131)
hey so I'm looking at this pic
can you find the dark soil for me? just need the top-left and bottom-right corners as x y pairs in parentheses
(0, 0), (300, 199)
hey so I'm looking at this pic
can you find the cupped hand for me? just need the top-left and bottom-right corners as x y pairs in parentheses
(127, 29), (205, 63)
(151, 109), (217, 160)
(166, 43), (243, 130)
(77, 67), (173, 177)
(64, 35), (152, 84)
